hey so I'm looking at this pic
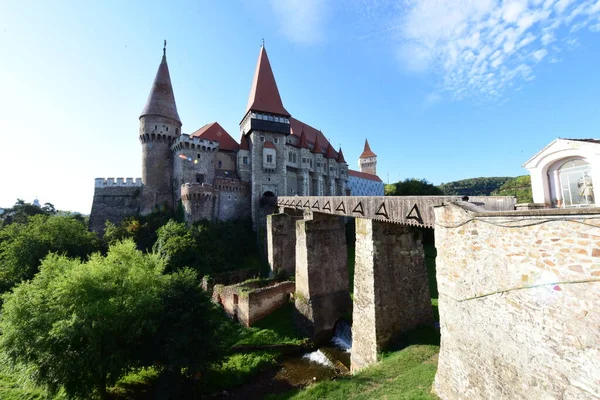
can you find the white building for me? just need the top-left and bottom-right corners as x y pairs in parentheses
(523, 138), (599, 208)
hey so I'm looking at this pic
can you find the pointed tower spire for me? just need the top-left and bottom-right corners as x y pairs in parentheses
(359, 139), (376, 158)
(312, 132), (323, 154)
(245, 44), (290, 117)
(337, 147), (346, 163)
(140, 42), (181, 124)
(298, 127), (309, 149)
(325, 142), (336, 159)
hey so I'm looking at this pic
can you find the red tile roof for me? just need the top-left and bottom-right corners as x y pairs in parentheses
(245, 46), (290, 117)
(337, 148), (346, 163)
(348, 169), (382, 182)
(290, 117), (331, 154)
(298, 128), (309, 149)
(325, 143), (336, 159)
(359, 139), (377, 158)
(190, 122), (240, 152)
(311, 131), (324, 154)
(140, 53), (181, 123)
(264, 140), (276, 149)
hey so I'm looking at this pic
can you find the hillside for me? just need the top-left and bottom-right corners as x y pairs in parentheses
(438, 177), (512, 196)
(491, 175), (533, 203)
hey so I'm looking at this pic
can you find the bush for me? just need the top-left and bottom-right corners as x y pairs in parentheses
(0, 214), (100, 294)
(0, 240), (235, 399)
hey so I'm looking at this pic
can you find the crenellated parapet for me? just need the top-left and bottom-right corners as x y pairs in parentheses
(171, 134), (219, 153)
(95, 177), (143, 187)
(214, 178), (250, 194)
(180, 183), (216, 201)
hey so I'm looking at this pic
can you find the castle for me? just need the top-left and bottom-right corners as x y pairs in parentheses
(89, 44), (383, 232)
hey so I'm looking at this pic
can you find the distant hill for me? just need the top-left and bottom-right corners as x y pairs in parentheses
(385, 176), (533, 204)
(438, 177), (513, 196)
(491, 175), (533, 203)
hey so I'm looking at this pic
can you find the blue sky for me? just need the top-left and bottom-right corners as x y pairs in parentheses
(1, 0), (599, 213)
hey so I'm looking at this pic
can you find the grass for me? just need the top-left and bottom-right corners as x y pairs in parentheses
(234, 302), (308, 347)
(266, 327), (440, 400)
(0, 355), (66, 400)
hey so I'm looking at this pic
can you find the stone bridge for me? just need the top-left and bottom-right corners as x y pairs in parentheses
(267, 195), (516, 373)
(267, 196), (600, 399)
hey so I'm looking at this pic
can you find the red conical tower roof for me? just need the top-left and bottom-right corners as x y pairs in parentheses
(325, 143), (336, 159)
(140, 43), (181, 124)
(298, 127), (309, 149)
(312, 132), (323, 154)
(245, 45), (290, 117)
(337, 147), (346, 163)
(359, 139), (377, 158)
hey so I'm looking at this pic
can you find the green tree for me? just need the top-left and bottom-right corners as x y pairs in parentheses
(438, 177), (512, 196)
(0, 240), (235, 399)
(492, 175), (533, 203)
(385, 178), (444, 196)
(0, 214), (100, 294)
(0, 199), (51, 226)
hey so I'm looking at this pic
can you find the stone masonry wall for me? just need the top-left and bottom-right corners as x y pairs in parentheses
(89, 182), (142, 233)
(212, 281), (294, 327)
(433, 202), (600, 400)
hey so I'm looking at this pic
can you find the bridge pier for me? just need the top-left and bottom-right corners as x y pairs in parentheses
(267, 210), (303, 278)
(294, 213), (351, 342)
(351, 219), (433, 373)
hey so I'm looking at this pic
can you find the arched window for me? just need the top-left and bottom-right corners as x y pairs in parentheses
(552, 158), (594, 207)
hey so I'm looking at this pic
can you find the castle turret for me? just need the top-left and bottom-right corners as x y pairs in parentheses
(240, 44), (292, 226)
(237, 135), (251, 182)
(337, 147), (348, 195)
(297, 128), (311, 195)
(312, 132), (325, 196)
(359, 139), (377, 175)
(139, 42), (182, 214)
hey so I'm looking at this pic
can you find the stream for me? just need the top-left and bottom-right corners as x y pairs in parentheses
(213, 321), (353, 399)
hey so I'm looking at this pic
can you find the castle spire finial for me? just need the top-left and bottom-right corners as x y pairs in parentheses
(262, 38), (265, 47)
(163, 39), (167, 57)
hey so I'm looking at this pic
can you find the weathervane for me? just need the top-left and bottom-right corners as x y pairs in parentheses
(163, 39), (167, 56)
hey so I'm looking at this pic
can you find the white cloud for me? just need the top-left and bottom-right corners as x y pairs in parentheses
(269, 0), (330, 45)
(424, 91), (442, 106)
(541, 31), (556, 44)
(386, 0), (600, 99)
(532, 48), (548, 61)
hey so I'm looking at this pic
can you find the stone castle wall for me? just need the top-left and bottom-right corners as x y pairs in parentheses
(215, 178), (251, 220)
(89, 178), (142, 232)
(433, 202), (600, 399)
(181, 183), (216, 222)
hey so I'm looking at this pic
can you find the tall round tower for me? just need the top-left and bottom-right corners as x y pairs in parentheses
(138, 42), (182, 215)
(359, 139), (377, 175)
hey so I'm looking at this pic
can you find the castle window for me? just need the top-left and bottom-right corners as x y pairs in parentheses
(274, 138), (279, 144)
(195, 174), (204, 184)
(310, 159), (313, 167)
(293, 153), (297, 163)
(302, 158), (306, 163)
(197, 154), (201, 159)
(267, 155), (273, 163)
(154, 125), (157, 130)
(260, 136), (265, 142)
(243, 156), (248, 165)
(166, 127), (168, 131)
(289, 152), (293, 162)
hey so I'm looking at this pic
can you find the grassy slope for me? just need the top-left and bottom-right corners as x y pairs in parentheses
(267, 340), (439, 400)
(268, 243), (441, 400)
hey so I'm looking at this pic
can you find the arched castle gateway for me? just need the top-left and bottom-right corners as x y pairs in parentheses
(89, 44), (384, 232)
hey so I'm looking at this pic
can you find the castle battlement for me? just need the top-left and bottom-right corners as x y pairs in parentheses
(214, 177), (250, 194)
(171, 134), (219, 153)
(181, 183), (216, 200)
(95, 178), (143, 188)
